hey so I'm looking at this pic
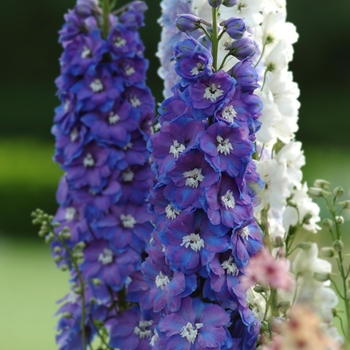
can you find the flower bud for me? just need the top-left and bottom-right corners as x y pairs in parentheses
(92, 278), (101, 286)
(274, 236), (284, 248)
(308, 187), (326, 198)
(277, 301), (290, 313)
(221, 17), (246, 39)
(298, 242), (311, 251)
(54, 255), (63, 263)
(253, 285), (268, 293)
(75, 242), (86, 249)
(222, 0), (238, 6)
(60, 264), (69, 272)
(333, 186), (344, 199)
(175, 14), (201, 33)
(339, 200), (350, 210)
(335, 216), (344, 225)
(63, 312), (72, 319)
(45, 232), (55, 243)
(313, 272), (331, 282)
(322, 218), (333, 230)
(302, 212), (313, 225)
(333, 240), (344, 252)
(320, 247), (335, 258)
(226, 37), (256, 60)
(209, 0), (223, 8)
(313, 179), (330, 189)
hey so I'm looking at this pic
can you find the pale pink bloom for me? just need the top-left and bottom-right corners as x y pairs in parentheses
(241, 248), (294, 291)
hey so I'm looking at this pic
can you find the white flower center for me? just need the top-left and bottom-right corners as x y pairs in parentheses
(65, 207), (76, 222)
(64, 100), (70, 112)
(216, 135), (233, 155)
(222, 105), (237, 122)
(108, 112), (120, 124)
(183, 168), (204, 188)
(114, 37), (126, 48)
(81, 46), (91, 58)
(221, 256), (239, 276)
(155, 272), (170, 290)
(165, 204), (181, 219)
(134, 320), (153, 339)
(221, 190), (235, 209)
(67, 290), (79, 304)
(98, 248), (114, 265)
(90, 79), (103, 92)
(83, 153), (95, 167)
(125, 66), (135, 76)
(180, 322), (204, 344)
(121, 168), (134, 182)
(123, 142), (133, 150)
(169, 140), (185, 159)
(150, 330), (159, 347)
(70, 128), (79, 142)
(130, 96), (141, 107)
(204, 83), (224, 102)
(181, 233), (204, 252)
(120, 214), (136, 228)
(191, 63), (204, 76)
(241, 226), (250, 240)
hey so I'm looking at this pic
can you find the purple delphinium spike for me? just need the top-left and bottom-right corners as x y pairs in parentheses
(144, 7), (264, 349)
(51, 1), (155, 348)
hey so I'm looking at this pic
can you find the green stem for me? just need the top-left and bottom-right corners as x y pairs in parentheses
(102, 0), (110, 39)
(211, 7), (219, 71)
(53, 231), (87, 350)
(254, 40), (267, 68)
(90, 317), (114, 350)
(218, 52), (231, 71)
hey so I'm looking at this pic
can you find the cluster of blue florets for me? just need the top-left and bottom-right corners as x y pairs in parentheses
(135, 13), (265, 350)
(50, 0), (155, 348)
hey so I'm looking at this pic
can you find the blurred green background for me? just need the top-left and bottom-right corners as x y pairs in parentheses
(0, 0), (349, 348)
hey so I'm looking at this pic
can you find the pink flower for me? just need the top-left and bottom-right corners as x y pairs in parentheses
(241, 248), (294, 291)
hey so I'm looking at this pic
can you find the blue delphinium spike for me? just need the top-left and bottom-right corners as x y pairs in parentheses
(51, 1), (155, 348)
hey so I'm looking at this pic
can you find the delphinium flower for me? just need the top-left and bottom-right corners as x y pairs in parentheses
(157, 0), (345, 347)
(142, 2), (265, 348)
(49, 0), (155, 348)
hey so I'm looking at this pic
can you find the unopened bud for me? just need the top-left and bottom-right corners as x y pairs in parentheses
(298, 242), (311, 251)
(74, 287), (81, 294)
(92, 278), (101, 286)
(287, 200), (297, 208)
(77, 258), (84, 265)
(333, 240), (344, 252)
(303, 212), (313, 225)
(253, 285), (267, 293)
(277, 301), (290, 313)
(54, 255), (63, 263)
(339, 200), (350, 210)
(308, 187), (326, 198)
(221, 17), (246, 39)
(208, 0), (223, 7)
(320, 247), (335, 258)
(346, 290), (350, 300)
(63, 312), (72, 319)
(274, 236), (284, 248)
(322, 219), (333, 230)
(74, 252), (84, 259)
(335, 216), (344, 225)
(226, 37), (256, 60)
(45, 232), (55, 243)
(333, 186), (344, 199)
(75, 242), (86, 249)
(175, 14), (201, 32)
(54, 246), (61, 253)
(60, 264), (69, 272)
(313, 272), (330, 282)
(313, 179), (330, 189)
(61, 230), (71, 240)
(222, 0), (237, 6)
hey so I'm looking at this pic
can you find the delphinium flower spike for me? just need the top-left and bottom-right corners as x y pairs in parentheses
(141, 2), (265, 348)
(161, 0), (342, 347)
(48, 0), (155, 348)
